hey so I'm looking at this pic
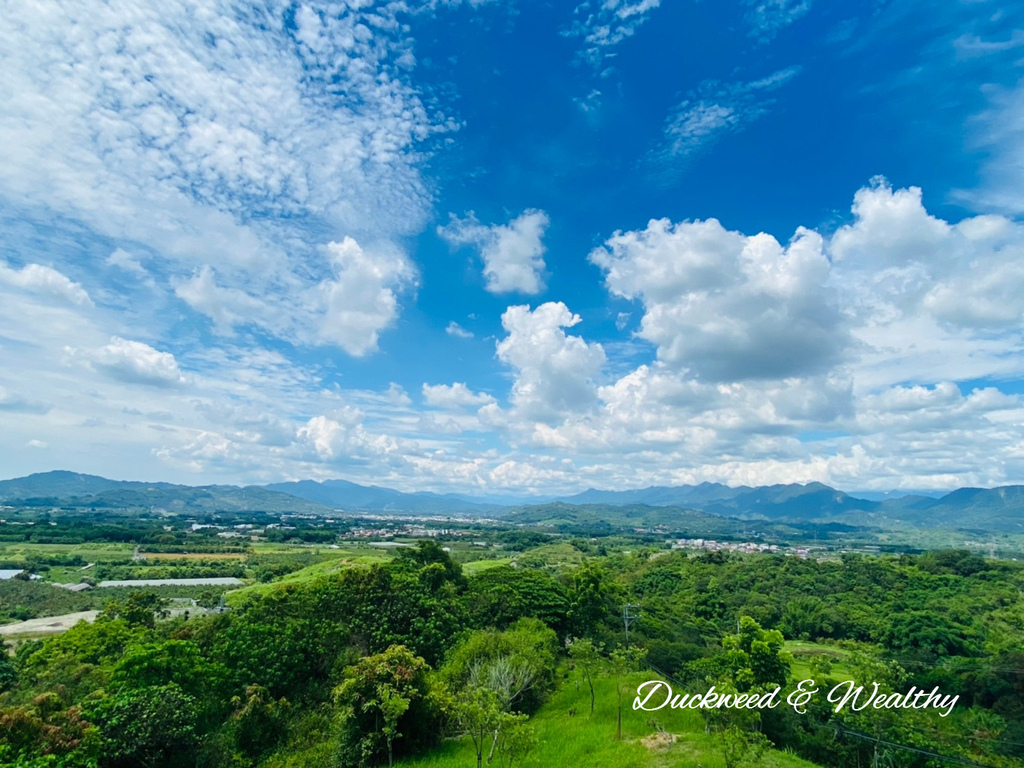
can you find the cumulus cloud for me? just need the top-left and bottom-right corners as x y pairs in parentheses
(496, 302), (606, 423)
(317, 237), (417, 356)
(296, 411), (400, 463)
(173, 237), (415, 355)
(87, 337), (188, 387)
(833, 179), (1024, 330)
(105, 248), (149, 279)
(422, 382), (496, 409)
(438, 210), (549, 294)
(0, 261), (92, 307)
(591, 217), (846, 381)
(446, 321), (474, 339)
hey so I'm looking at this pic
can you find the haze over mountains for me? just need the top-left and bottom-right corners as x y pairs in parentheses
(2, 471), (1024, 533)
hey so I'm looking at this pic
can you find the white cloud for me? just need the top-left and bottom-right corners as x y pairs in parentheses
(173, 237), (416, 355)
(317, 237), (417, 356)
(0, 0), (448, 355)
(88, 336), (188, 387)
(105, 248), (149, 278)
(954, 30), (1024, 60)
(496, 302), (606, 423)
(745, 0), (812, 42)
(833, 179), (1024, 331)
(423, 382), (496, 409)
(958, 78), (1024, 216)
(0, 261), (92, 307)
(446, 321), (474, 339)
(655, 67), (800, 165)
(0, 387), (51, 415)
(174, 266), (273, 334)
(566, 0), (662, 67)
(438, 210), (549, 294)
(296, 412), (400, 463)
(591, 217), (845, 381)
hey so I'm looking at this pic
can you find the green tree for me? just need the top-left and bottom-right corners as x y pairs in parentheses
(721, 616), (791, 691)
(377, 684), (410, 768)
(334, 645), (440, 768)
(495, 712), (536, 768)
(98, 591), (169, 628)
(609, 645), (647, 740)
(87, 683), (198, 768)
(441, 619), (558, 716)
(719, 723), (771, 768)
(566, 562), (611, 639)
(567, 637), (602, 716)
(231, 684), (291, 761)
(462, 566), (568, 634)
(449, 685), (503, 768)
(0, 648), (16, 693)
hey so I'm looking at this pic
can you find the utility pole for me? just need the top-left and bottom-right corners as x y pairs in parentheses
(623, 604), (640, 649)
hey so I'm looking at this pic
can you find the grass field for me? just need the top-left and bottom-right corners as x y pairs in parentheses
(0, 542), (135, 561)
(784, 640), (855, 682)
(141, 552), (247, 560)
(225, 552), (391, 604)
(461, 558), (513, 575)
(399, 672), (820, 768)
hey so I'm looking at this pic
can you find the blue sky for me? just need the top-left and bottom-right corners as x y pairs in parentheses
(2, 0), (1024, 494)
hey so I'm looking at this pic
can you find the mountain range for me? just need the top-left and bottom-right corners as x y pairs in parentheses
(2, 471), (1024, 533)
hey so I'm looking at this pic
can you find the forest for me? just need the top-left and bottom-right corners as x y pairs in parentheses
(3, 536), (1024, 767)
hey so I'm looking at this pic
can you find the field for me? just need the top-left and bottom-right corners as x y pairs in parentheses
(784, 640), (856, 682)
(140, 552), (247, 561)
(396, 673), (818, 768)
(0, 542), (134, 562)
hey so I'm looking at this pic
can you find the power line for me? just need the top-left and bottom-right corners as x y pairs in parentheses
(832, 725), (999, 768)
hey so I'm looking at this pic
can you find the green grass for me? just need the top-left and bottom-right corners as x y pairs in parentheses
(462, 558), (513, 576)
(513, 543), (586, 570)
(785, 640), (854, 682)
(225, 553), (391, 605)
(0, 542), (135, 562)
(401, 672), (821, 768)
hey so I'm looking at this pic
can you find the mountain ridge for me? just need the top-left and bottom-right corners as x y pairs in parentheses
(3, 472), (1024, 531)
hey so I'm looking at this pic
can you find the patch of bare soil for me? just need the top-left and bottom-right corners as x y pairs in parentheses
(641, 731), (678, 753)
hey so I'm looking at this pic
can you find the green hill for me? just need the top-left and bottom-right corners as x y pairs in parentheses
(380, 673), (818, 768)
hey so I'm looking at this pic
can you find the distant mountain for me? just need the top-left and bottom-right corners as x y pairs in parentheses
(506, 502), (760, 537)
(701, 482), (880, 520)
(0, 472), (330, 515)
(558, 482), (878, 521)
(5, 472), (1024, 532)
(847, 489), (945, 502)
(877, 486), (1024, 533)
(0, 470), (163, 500)
(558, 482), (750, 507)
(263, 479), (502, 515)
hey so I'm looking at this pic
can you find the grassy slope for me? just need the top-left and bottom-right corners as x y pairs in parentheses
(784, 641), (855, 683)
(401, 673), (820, 768)
(225, 553), (391, 605)
(462, 558), (513, 576)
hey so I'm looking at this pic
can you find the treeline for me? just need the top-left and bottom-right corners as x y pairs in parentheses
(0, 542), (571, 766)
(2, 544), (1024, 766)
